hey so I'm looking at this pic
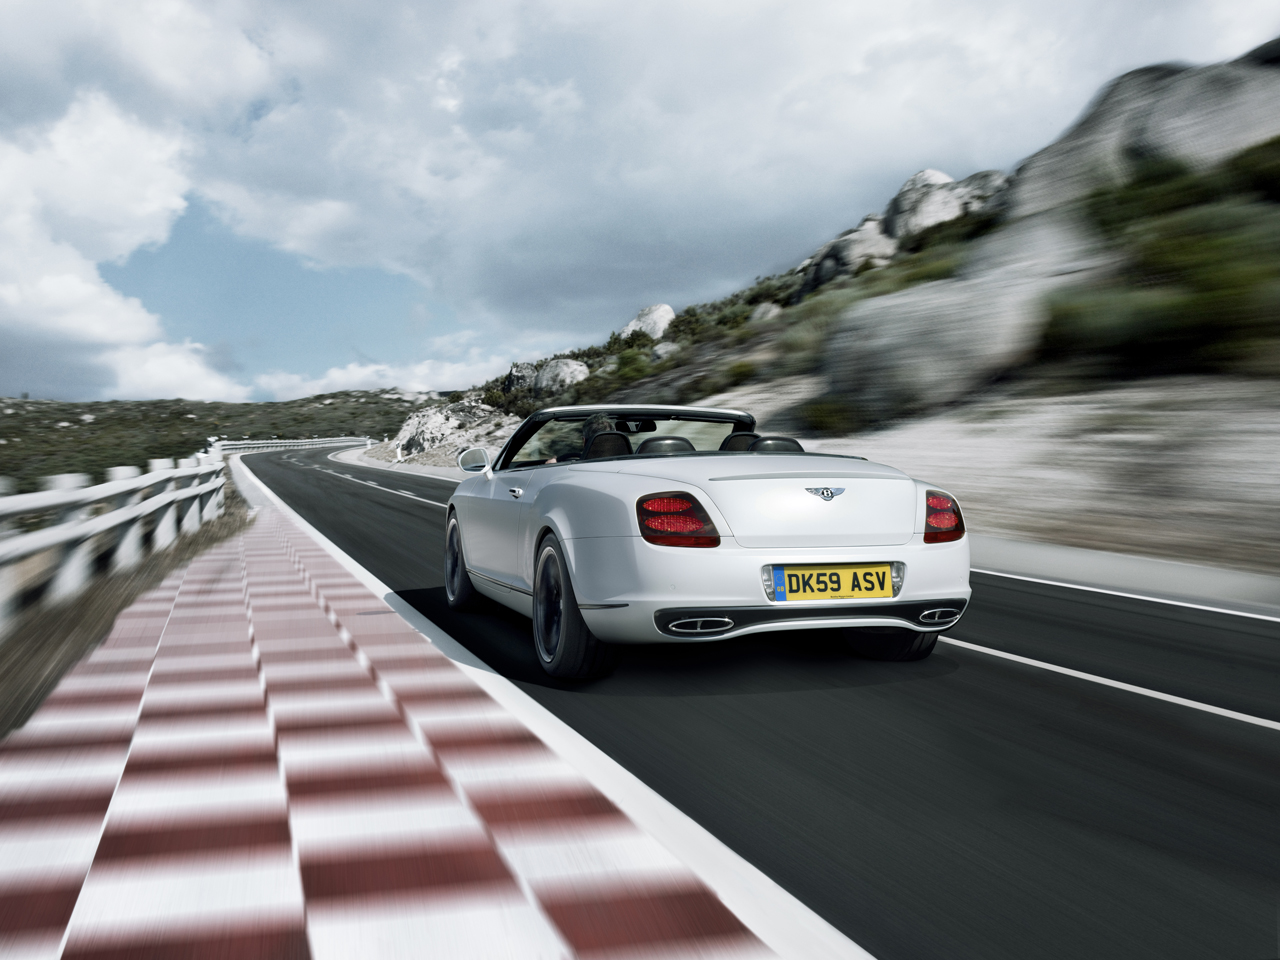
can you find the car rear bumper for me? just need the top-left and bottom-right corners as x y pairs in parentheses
(565, 534), (971, 642)
(652, 598), (969, 638)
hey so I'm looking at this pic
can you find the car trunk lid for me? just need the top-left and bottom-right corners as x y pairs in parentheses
(704, 469), (916, 548)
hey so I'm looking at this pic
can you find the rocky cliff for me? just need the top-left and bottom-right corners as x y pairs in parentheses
(823, 37), (1280, 421)
(391, 35), (1280, 459)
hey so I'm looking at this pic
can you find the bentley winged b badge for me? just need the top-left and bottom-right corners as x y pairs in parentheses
(805, 486), (845, 502)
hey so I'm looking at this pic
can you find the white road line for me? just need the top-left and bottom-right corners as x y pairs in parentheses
(232, 455), (874, 960)
(311, 466), (448, 508)
(938, 636), (1280, 732)
(971, 568), (1280, 623)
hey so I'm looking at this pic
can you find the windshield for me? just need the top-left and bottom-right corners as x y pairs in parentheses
(507, 414), (739, 467)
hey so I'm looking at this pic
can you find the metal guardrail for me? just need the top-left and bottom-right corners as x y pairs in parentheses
(0, 457), (227, 641)
(0, 436), (375, 641)
(214, 437), (370, 455)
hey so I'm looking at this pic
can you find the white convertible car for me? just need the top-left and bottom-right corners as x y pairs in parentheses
(445, 404), (970, 678)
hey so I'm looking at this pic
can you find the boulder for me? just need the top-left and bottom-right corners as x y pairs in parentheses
(749, 303), (783, 324)
(621, 304), (676, 339)
(1006, 54), (1280, 218)
(824, 210), (1114, 421)
(652, 342), (681, 362)
(822, 38), (1280, 423)
(394, 399), (498, 456)
(535, 359), (589, 394)
(503, 362), (536, 393)
(796, 214), (898, 299)
(883, 169), (1009, 239)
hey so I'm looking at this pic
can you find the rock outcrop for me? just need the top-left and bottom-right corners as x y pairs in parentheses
(795, 215), (897, 299)
(621, 304), (676, 339)
(822, 39), (1280, 423)
(796, 170), (1008, 298)
(503, 362), (536, 393)
(652, 342), (681, 362)
(1007, 48), (1280, 218)
(393, 399), (519, 459)
(882, 169), (1008, 238)
(534, 359), (589, 394)
(824, 210), (1112, 420)
(749, 303), (782, 324)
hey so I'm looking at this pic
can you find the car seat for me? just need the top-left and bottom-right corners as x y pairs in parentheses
(747, 436), (804, 452)
(637, 436), (696, 455)
(584, 431), (633, 458)
(718, 432), (760, 451)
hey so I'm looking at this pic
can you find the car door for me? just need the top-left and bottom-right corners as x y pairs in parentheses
(461, 467), (524, 589)
(510, 466), (562, 593)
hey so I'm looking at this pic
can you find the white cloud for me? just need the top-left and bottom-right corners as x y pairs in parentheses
(103, 341), (252, 401)
(254, 355), (511, 401)
(0, 90), (249, 399)
(28, 91), (188, 262)
(1, 0), (1278, 401)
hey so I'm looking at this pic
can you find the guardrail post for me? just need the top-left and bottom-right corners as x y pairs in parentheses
(40, 473), (94, 604)
(108, 466), (145, 572)
(0, 478), (13, 635)
(0, 567), (11, 642)
(48, 538), (93, 602)
(178, 458), (202, 535)
(149, 459), (178, 550)
(204, 469), (225, 522)
(42, 474), (91, 525)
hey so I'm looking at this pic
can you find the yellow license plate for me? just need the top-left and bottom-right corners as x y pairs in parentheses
(777, 564), (893, 600)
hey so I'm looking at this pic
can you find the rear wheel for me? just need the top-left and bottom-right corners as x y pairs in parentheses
(845, 627), (938, 661)
(444, 512), (476, 609)
(532, 534), (615, 679)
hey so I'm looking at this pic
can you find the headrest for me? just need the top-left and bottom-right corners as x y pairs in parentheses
(718, 432), (760, 451)
(748, 436), (804, 452)
(584, 431), (633, 459)
(637, 436), (695, 455)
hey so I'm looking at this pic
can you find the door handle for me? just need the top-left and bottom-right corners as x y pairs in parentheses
(508, 487), (523, 499)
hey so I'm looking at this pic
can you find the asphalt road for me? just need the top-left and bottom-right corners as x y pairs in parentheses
(246, 448), (1280, 960)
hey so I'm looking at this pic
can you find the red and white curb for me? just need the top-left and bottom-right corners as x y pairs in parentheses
(0, 461), (873, 959)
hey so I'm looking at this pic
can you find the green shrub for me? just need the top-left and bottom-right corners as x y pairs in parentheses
(897, 209), (1001, 254)
(1087, 157), (1230, 237)
(801, 398), (864, 435)
(1224, 134), (1280, 203)
(0, 392), (437, 493)
(726, 361), (755, 385)
(1040, 199), (1280, 374)
(614, 348), (651, 383)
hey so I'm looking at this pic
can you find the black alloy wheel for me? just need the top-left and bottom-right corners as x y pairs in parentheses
(532, 534), (615, 679)
(444, 512), (476, 608)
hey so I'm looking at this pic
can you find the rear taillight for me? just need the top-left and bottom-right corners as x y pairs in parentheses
(637, 492), (721, 547)
(924, 490), (965, 543)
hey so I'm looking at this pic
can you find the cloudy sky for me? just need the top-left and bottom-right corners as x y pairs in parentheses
(1, 0), (1275, 402)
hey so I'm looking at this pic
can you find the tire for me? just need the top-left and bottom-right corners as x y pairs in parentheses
(532, 534), (615, 679)
(444, 512), (477, 609)
(845, 627), (938, 661)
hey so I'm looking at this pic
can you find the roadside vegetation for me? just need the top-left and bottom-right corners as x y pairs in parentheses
(1041, 136), (1280, 378)
(8, 142), (1277, 492)
(0, 390), (432, 493)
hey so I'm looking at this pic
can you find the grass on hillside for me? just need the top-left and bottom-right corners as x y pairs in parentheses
(1042, 136), (1280, 377)
(0, 390), (435, 494)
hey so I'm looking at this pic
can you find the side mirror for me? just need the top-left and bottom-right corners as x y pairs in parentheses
(457, 447), (492, 473)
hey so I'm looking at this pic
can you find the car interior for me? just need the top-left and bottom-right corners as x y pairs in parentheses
(503, 412), (811, 468)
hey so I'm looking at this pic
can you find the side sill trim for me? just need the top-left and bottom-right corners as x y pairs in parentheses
(469, 568), (534, 596)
